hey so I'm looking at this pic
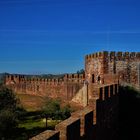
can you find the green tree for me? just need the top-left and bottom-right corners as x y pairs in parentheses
(43, 98), (71, 120)
(61, 104), (71, 120)
(77, 69), (85, 74)
(0, 85), (18, 111)
(0, 85), (19, 139)
(43, 98), (61, 119)
(0, 109), (18, 139)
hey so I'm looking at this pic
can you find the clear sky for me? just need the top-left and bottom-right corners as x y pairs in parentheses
(0, 0), (140, 74)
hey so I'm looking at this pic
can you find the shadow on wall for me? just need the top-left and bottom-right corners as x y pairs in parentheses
(119, 86), (140, 140)
(30, 84), (119, 140)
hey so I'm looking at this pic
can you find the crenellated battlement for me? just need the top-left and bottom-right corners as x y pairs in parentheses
(3, 49), (139, 140)
(64, 74), (85, 83)
(30, 83), (119, 140)
(114, 51), (140, 61)
(4, 73), (85, 100)
(64, 73), (85, 79)
(5, 73), (85, 86)
(85, 51), (140, 89)
(5, 74), (26, 84)
(85, 51), (108, 61)
(85, 51), (140, 61)
(5, 74), (66, 87)
(98, 84), (119, 100)
(27, 78), (64, 84)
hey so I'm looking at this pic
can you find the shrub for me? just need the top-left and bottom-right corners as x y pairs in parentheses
(43, 98), (71, 120)
(0, 109), (18, 138)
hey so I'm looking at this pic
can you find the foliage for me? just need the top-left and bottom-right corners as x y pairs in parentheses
(19, 118), (45, 130)
(0, 85), (72, 139)
(77, 69), (85, 74)
(43, 98), (71, 120)
(0, 109), (18, 138)
(15, 111), (61, 140)
(43, 98), (61, 119)
(0, 85), (21, 139)
(18, 117), (60, 130)
(0, 73), (6, 84)
(61, 104), (71, 120)
(0, 85), (18, 111)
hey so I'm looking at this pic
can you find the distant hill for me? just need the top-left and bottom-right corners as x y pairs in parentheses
(39, 74), (65, 79)
(0, 72), (65, 81)
(24, 74), (65, 80)
(0, 73), (7, 84)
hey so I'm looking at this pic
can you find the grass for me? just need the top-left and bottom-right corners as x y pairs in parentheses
(15, 114), (61, 140)
(18, 117), (60, 130)
(12, 94), (71, 139)
(47, 119), (61, 129)
(19, 118), (45, 130)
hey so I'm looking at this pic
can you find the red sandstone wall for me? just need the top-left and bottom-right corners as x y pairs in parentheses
(5, 74), (85, 101)
(85, 51), (140, 91)
(85, 52), (108, 84)
(30, 84), (119, 140)
(114, 52), (140, 86)
(96, 84), (119, 140)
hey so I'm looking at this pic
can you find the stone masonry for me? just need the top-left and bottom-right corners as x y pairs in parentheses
(3, 51), (140, 140)
(4, 74), (85, 101)
(85, 51), (140, 98)
(4, 51), (140, 105)
(30, 83), (119, 140)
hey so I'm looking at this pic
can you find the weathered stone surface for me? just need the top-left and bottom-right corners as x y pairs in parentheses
(4, 51), (140, 102)
(5, 74), (85, 101)
(3, 51), (140, 140)
(29, 83), (119, 140)
(72, 107), (93, 137)
(29, 130), (59, 140)
(55, 117), (80, 140)
(85, 51), (140, 97)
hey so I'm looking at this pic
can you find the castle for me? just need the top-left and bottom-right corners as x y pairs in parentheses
(4, 51), (140, 140)
(5, 51), (140, 105)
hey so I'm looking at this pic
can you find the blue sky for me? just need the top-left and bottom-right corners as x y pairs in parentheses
(0, 0), (140, 74)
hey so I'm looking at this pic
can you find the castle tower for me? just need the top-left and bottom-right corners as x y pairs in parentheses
(85, 51), (109, 84)
(85, 51), (140, 93)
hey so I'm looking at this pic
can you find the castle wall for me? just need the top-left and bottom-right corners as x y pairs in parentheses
(85, 52), (109, 99)
(30, 84), (119, 140)
(5, 74), (85, 101)
(96, 84), (119, 140)
(113, 52), (140, 86)
(85, 51), (140, 91)
(85, 51), (108, 84)
(5, 51), (140, 102)
(84, 51), (139, 123)
(30, 130), (59, 140)
(71, 83), (88, 107)
(55, 117), (81, 140)
(4, 51), (139, 139)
